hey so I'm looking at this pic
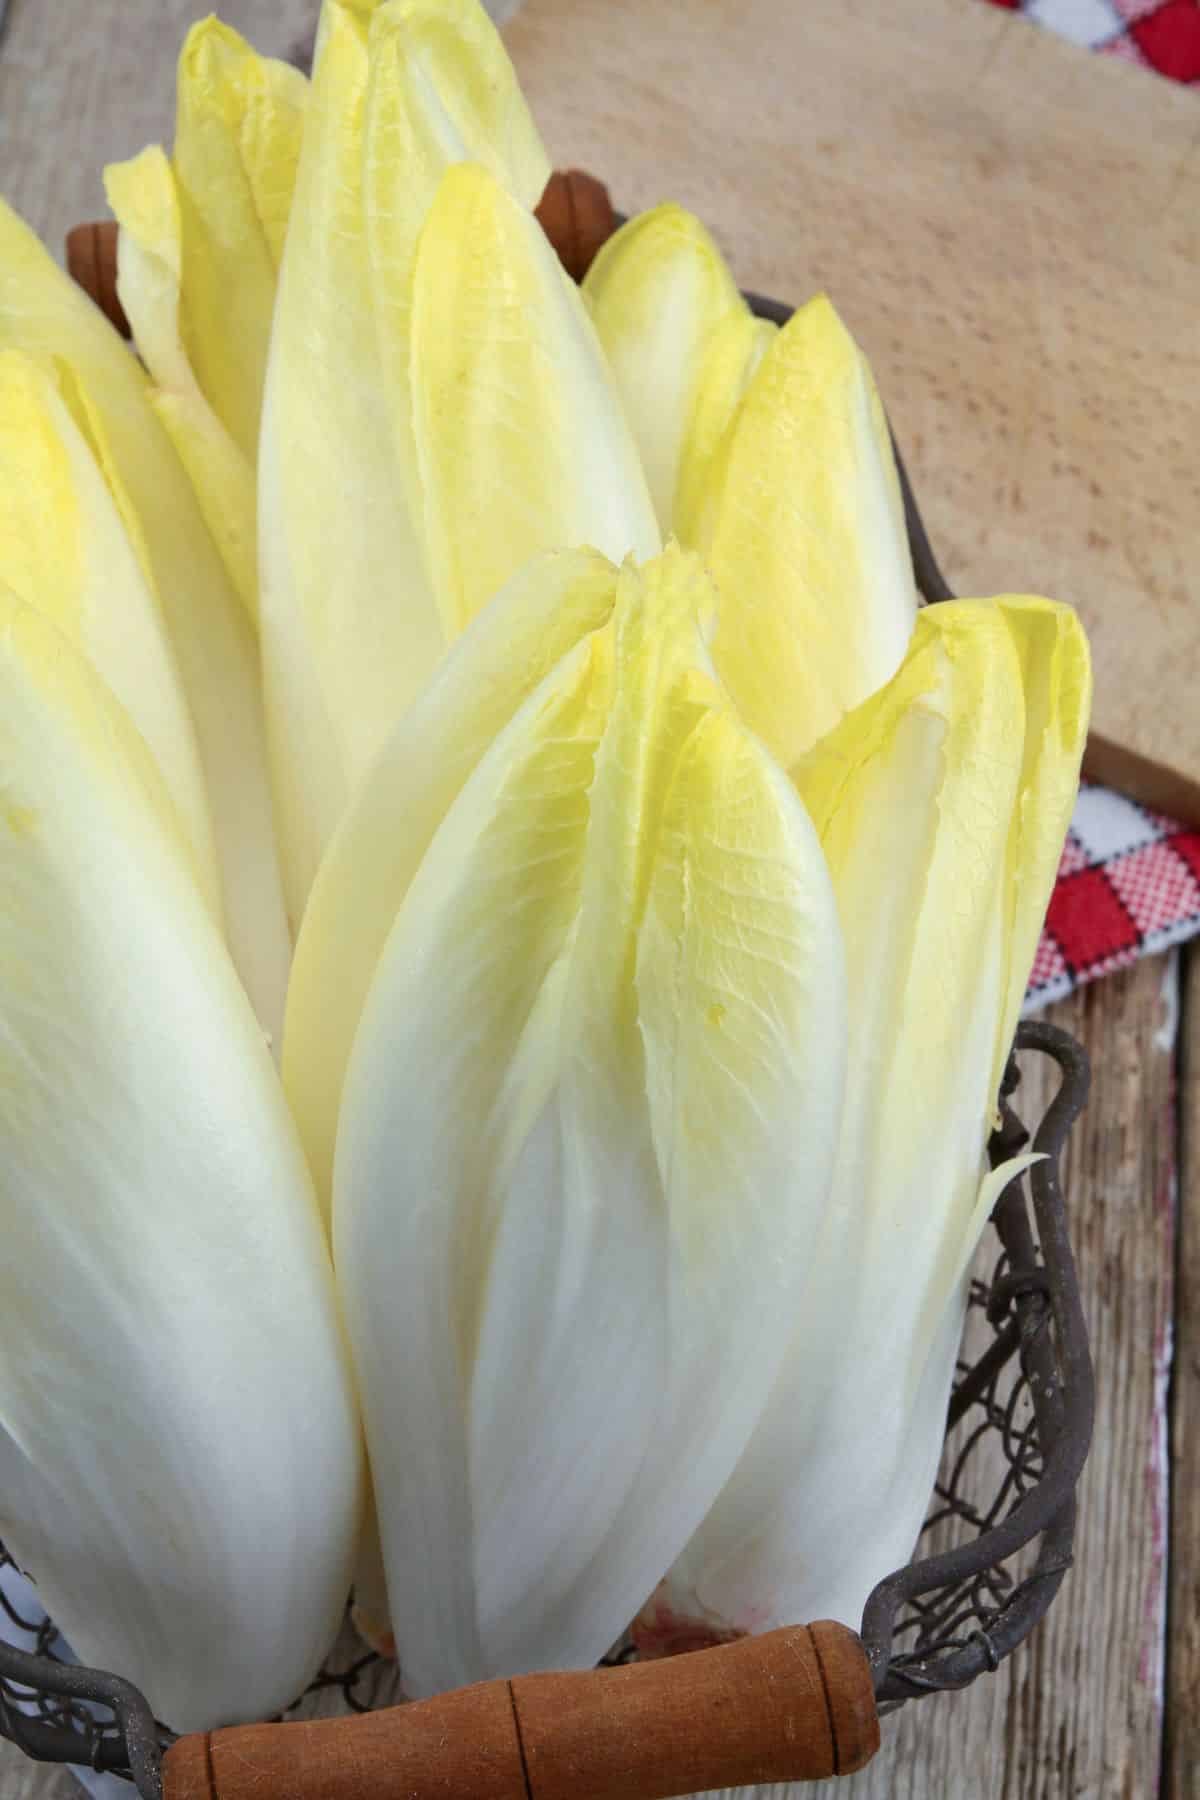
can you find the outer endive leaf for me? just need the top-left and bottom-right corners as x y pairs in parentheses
(104, 20), (305, 617)
(171, 15), (308, 458)
(411, 163), (661, 639)
(999, 596), (1092, 1063)
(360, 0), (551, 593)
(0, 196), (291, 1045)
(336, 620), (615, 1693)
(150, 385), (259, 614)
(646, 600), (1059, 1646)
(260, 0), (443, 922)
(364, 0), (550, 408)
(695, 294), (917, 768)
(315, 0), (388, 58)
(0, 350), (220, 917)
(372, 0), (548, 208)
(262, 0), (560, 919)
(104, 147), (259, 619)
(334, 545), (844, 1696)
(583, 204), (771, 533)
(284, 547), (620, 1218)
(103, 148), (190, 392)
(0, 590), (362, 1733)
(672, 306), (776, 541)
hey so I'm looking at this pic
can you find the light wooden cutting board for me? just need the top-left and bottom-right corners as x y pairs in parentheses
(506, 0), (1200, 822)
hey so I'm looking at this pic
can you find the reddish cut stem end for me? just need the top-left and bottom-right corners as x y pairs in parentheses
(632, 1594), (748, 1660)
(351, 1602), (397, 1661)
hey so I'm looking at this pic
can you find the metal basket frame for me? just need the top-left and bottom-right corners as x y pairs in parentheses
(0, 307), (1095, 1796)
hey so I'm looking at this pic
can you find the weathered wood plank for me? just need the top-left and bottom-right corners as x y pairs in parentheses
(1167, 944), (1200, 1800)
(0, 0), (316, 252)
(0, 1756), (92, 1800)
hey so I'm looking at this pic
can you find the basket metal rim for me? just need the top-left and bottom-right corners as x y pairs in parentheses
(864, 1021), (1094, 1705)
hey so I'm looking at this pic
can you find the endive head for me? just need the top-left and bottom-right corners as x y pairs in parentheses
(332, 543), (846, 1696)
(107, 15), (308, 456)
(993, 594), (1093, 1065)
(104, 19), (308, 617)
(0, 208), (292, 1045)
(650, 591), (1090, 1647)
(788, 594), (1091, 1385)
(796, 593), (1092, 1164)
(583, 204), (775, 533)
(363, 0), (551, 250)
(0, 348), (220, 919)
(700, 294), (918, 766)
(587, 204), (917, 766)
(260, 0), (658, 920)
(0, 588), (361, 1731)
(410, 163), (663, 636)
(106, 0), (545, 460)
(284, 545), (624, 1217)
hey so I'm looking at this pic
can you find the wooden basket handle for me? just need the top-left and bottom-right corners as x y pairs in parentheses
(64, 170), (616, 337)
(162, 1621), (879, 1799)
(64, 221), (130, 336)
(533, 167), (618, 280)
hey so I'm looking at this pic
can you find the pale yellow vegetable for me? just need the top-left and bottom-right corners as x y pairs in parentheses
(284, 547), (622, 1215)
(105, 146), (259, 619)
(105, 18), (309, 619)
(696, 294), (918, 766)
(334, 545), (845, 1695)
(584, 204), (774, 534)
(411, 164), (660, 639)
(646, 596), (1090, 1649)
(0, 589), (362, 1733)
(0, 199), (290, 1042)
(586, 205), (918, 763)
(171, 17), (308, 457)
(261, 1), (656, 923)
(0, 350), (218, 915)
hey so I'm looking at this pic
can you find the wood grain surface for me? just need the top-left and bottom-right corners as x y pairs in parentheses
(1168, 944), (1200, 1800)
(1, 2), (1196, 1796)
(506, 0), (1200, 827)
(0, 0), (315, 253)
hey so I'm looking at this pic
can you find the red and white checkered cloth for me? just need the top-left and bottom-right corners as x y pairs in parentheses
(977, 0), (1200, 1005)
(984, 0), (1200, 82)
(1025, 787), (1200, 1008)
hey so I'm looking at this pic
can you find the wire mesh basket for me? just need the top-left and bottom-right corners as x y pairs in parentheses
(0, 259), (1095, 1796)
